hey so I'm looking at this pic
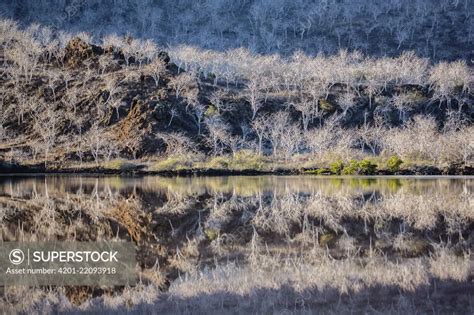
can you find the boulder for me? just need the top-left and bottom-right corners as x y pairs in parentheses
(64, 37), (104, 68)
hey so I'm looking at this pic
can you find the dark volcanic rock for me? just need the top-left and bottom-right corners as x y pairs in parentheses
(64, 37), (104, 68)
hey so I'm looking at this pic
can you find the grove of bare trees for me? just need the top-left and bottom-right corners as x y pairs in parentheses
(0, 18), (472, 171)
(2, 0), (473, 61)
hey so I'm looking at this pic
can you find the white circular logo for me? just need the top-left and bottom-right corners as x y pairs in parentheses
(9, 249), (24, 265)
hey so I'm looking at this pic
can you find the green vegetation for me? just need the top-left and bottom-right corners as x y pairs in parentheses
(230, 151), (266, 170)
(341, 160), (360, 175)
(150, 151), (268, 172)
(329, 160), (345, 175)
(151, 156), (191, 171)
(205, 150), (266, 170)
(306, 168), (331, 175)
(207, 72), (216, 80)
(387, 155), (404, 173)
(204, 228), (219, 241)
(319, 99), (336, 112)
(356, 159), (377, 175)
(204, 105), (218, 117)
(306, 159), (378, 175)
(0, 19), (471, 175)
(206, 155), (230, 169)
(102, 159), (139, 171)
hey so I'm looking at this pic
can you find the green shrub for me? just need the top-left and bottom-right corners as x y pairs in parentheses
(316, 168), (331, 175)
(341, 160), (360, 175)
(205, 105), (218, 117)
(342, 159), (377, 175)
(305, 168), (331, 175)
(358, 159), (377, 175)
(329, 160), (344, 175)
(207, 72), (216, 80)
(204, 228), (219, 241)
(387, 155), (403, 173)
(319, 99), (336, 112)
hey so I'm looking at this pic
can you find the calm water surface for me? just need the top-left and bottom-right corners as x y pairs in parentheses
(0, 175), (472, 313)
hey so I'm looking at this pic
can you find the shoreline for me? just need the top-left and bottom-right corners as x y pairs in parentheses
(1, 162), (473, 177)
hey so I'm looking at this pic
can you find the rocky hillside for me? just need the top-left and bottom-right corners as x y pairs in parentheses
(0, 20), (473, 173)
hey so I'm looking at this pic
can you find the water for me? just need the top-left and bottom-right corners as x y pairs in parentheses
(0, 175), (473, 313)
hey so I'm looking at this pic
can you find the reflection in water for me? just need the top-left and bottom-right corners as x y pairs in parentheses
(0, 175), (473, 313)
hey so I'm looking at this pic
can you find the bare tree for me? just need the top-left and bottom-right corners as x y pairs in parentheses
(240, 121), (252, 143)
(33, 107), (61, 165)
(46, 70), (61, 101)
(357, 124), (385, 155)
(121, 37), (140, 67)
(63, 86), (80, 114)
(364, 79), (383, 108)
(168, 108), (178, 127)
(170, 73), (203, 135)
(55, 43), (67, 68)
(143, 58), (167, 86)
(0, 91), (9, 129)
(0, 125), (6, 142)
(104, 76), (121, 103)
(158, 132), (196, 156)
(190, 103), (206, 135)
(102, 34), (123, 53)
(168, 73), (196, 100)
(0, 19), (19, 49)
(209, 89), (229, 113)
(5, 38), (42, 83)
(98, 54), (116, 75)
(121, 67), (141, 84)
(205, 116), (229, 155)
(252, 115), (271, 155)
(61, 70), (73, 91)
(245, 76), (264, 120)
(267, 112), (291, 156)
(391, 92), (418, 122)
(85, 123), (112, 166)
(457, 127), (474, 166)
(384, 116), (439, 163)
(111, 99), (124, 120)
(72, 118), (87, 165)
(305, 115), (339, 157)
(429, 61), (470, 104)
(44, 39), (60, 64)
(337, 91), (356, 116)
(136, 39), (157, 67)
(442, 109), (468, 133)
(12, 87), (32, 124)
(291, 96), (318, 131)
(280, 123), (302, 160)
